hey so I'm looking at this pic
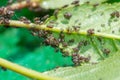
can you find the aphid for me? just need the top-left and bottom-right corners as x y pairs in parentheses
(97, 37), (102, 42)
(82, 40), (88, 46)
(31, 30), (38, 36)
(62, 42), (68, 47)
(71, 0), (79, 5)
(59, 31), (65, 38)
(64, 12), (72, 19)
(103, 48), (110, 55)
(77, 41), (83, 48)
(68, 39), (75, 43)
(84, 56), (91, 62)
(66, 27), (73, 34)
(93, 3), (99, 8)
(34, 17), (41, 24)
(19, 16), (31, 24)
(1, 66), (7, 71)
(58, 38), (65, 43)
(55, 48), (59, 52)
(54, 9), (59, 19)
(101, 24), (105, 27)
(0, 7), (4, 15)
(47, 24), (54, 28)
(72, 53), (81, 66)
(97, 30), (101, 32)
(62, 51), (69, 57)
(78, 56), (85, 62)
(62, 4), (69, 8)
(4, 18), (9, 25)
(73, 26), (80, 31)
(41, 14), (49, 21)
(85, 1), (90, 4)
(87, 29), (94, 35)
(112, 30), (115, 33)
(73, 47), (79, 52)
(6, 9), (14, 17)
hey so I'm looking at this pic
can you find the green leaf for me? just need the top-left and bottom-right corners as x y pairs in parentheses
(38, 2), (120, 65)
(43, 50), (120, 80)
(39, 0), (107, 9)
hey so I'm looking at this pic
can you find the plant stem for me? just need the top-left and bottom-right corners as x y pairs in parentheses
(8, 1), (29, 10)
(0, 58), (63, 80)
(1, 20), (120, 40)
(8, 0), (40, 10)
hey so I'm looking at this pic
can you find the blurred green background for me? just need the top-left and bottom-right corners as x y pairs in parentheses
(0, 0), (73, 80)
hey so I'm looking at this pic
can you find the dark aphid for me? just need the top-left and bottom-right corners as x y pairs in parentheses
(64, 12), (72, 19)
(41, 14), (49, 21)
(71, 0), (79, 5)
(1, 66), (7, 71)
(34, 17), (41, 24)
(103, 48), (110, 55)
(62, 4), (69, 8)
(110, 11), (120, 18)
(73, 47), (79, 52)
(87, 29), (94, 35)
(47, 24), (54, 28)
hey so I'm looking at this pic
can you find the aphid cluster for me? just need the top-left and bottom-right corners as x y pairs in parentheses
(110, 11), (120, 18)
(44, 35), (59, 47)
(72, 53), (90, 66)
(0, 7), (14, 25)
(77, 40), (89, 48)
